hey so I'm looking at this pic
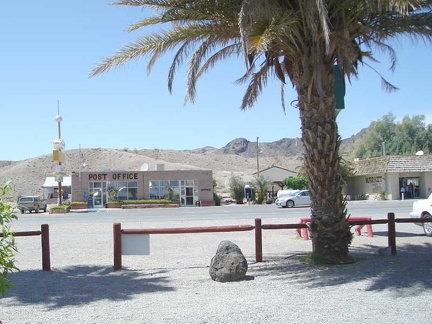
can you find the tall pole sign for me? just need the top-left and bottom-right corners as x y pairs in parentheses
(53, 101), (66, 205)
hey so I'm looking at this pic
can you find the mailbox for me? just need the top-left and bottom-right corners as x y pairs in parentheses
(244, 185), (252, 200)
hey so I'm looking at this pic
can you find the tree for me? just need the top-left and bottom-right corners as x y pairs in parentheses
(353, 113), (432, 159)
(425, 124), (432, 153)
(396, 115), (430, 154)
(250, 175), (271, 204)
(91, 1), (432, 263)
(0, 182), (18, 295)
(228, 175), (245, 204)
(353, 113), (398, 158)
(284, 177), (308, 190)
(296, 158), (355, 189)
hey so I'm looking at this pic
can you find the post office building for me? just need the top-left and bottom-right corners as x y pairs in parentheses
(71, 169), (214, 207)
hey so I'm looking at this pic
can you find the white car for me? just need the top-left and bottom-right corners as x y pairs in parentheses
(275, 190), (311, 208)
(410, 193), (432, 237)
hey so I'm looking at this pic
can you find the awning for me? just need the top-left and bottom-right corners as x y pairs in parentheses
(42, 176), (72, 188)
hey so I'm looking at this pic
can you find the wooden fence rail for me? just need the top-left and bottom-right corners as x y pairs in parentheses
(113, 214), (432, 270)
(0, 224), (51, 271)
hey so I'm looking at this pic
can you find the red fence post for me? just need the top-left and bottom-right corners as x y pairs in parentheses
(387, 213), (396, 255)
(41, 224), (51, 271)
(255, 218), (262, 263)
(113, 223), (122, 271)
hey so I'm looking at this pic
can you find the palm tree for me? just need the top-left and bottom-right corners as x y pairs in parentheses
(251, 175), (271, 204)
(90, 0), (432, 264)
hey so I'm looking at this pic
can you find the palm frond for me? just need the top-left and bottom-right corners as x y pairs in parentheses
(362, 61), (400, 92)
(111, 0), (175, 7)
(92, 0), (432, 114)
(168, 41), (192, 93)
(240, 63), (270, 110)
(188, 42), (242, 104)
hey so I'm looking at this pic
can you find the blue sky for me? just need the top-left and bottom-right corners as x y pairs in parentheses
(1, 1), (431, 161)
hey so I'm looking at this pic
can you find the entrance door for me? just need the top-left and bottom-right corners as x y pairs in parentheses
(180, 180), (198, 206)
(185, 187), (194, 206)
(92, 188), (103, 207)
(89, 181), (106, 208)
(399, 177), (420, 199)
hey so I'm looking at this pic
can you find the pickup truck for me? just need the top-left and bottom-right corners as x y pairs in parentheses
(17, 196), (47, 213)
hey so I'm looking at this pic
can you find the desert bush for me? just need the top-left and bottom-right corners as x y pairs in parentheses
(229, 175), (245, 204)
(213, 193), (221, 206)
(0, 181), (18, 295)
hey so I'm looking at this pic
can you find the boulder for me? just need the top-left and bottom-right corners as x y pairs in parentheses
(209, 240), (248, 282)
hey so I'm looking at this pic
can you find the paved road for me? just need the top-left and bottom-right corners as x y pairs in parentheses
(12, 199), (415, 225)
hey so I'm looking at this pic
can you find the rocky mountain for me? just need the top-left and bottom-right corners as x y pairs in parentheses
(187, 131), (364, 158)
(215, 137), (304, 157)
(0, 132), (365, 200)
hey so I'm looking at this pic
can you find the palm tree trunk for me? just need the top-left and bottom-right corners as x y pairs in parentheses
(296, 63), (353, 264)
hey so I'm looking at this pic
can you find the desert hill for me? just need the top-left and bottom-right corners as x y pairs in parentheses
(0, 133), (364, 200)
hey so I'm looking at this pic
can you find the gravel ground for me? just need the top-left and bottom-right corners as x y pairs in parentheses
(1, 214), (432, 324)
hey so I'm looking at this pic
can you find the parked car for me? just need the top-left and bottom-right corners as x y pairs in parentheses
(276, 189), (299, 198)
(17, 196), (47, 214)
(410, 193), (432, 237)
(275, 190), (311, 208)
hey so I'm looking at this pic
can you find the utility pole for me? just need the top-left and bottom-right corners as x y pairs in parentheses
(53, 101), (65, 206)
(256, 137), (260, 177)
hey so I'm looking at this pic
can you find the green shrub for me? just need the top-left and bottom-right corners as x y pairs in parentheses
(229, 175), (245, 204)
(0, 181), (18, 295)
(49, 205), (70, 213)
(213, 193), (221, 206)
(284, 176), (308, 190)
(111, 199), (173, 204)
(51, 204), (70, 209)
(70, 201), (87, 205)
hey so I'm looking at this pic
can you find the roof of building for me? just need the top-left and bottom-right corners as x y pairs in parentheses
(252, 165), (296, 175)
(42, 176), (72, 188)
(353, 154), (432, 175)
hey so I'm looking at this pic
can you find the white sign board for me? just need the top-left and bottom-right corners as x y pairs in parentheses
(53, 139), (65, 150)
(121, 234), (150, 255)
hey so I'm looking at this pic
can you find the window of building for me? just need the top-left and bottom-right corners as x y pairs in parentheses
(149, 179), (199, 205)
(149, 180), (181, 201)
(107, 181), (138, 201)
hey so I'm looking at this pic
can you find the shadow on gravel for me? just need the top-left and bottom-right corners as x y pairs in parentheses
(254, 242), (432, 297)
(372, 231), (425, 238)
(4, 265), (174, 309)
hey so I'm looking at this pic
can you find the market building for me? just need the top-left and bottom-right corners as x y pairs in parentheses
(42, 176), (71, 199)
(69, 169), (214, 207)
(346, 154), (432, 200)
